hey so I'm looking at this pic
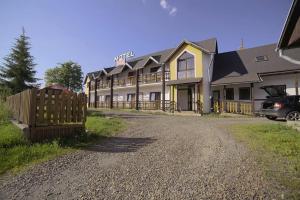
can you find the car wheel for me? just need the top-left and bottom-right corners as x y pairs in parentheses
(286, 111), (300, 121)
(266, 115), (277, 120)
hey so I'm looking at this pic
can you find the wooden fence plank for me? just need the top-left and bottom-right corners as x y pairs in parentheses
(66, 93), (71, 123)
(38, 89), (45, 124)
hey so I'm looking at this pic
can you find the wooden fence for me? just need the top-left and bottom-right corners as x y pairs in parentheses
(6, 88), (87, 141)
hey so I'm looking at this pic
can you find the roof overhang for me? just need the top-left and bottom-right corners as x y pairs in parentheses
(277, 0), (300, 49)
(166, 77), (202, 86)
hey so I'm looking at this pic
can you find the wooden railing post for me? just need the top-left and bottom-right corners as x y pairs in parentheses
(135, 69), (139, 110)
(110, 75), (114, 109)
(250, 83), (254, 114)
(94, 78), (98, 108)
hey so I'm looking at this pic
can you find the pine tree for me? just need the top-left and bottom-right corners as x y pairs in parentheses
(0, 28), (38, 94)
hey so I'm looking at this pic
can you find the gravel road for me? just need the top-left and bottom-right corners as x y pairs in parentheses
(0, 111), (281, 199)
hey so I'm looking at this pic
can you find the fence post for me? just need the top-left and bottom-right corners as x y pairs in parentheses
(28, 88), (37, 127)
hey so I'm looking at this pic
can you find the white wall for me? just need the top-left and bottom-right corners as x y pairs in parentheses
(253, 73), (299, 111)
(211, 73), (300, 112)
(202, 53), (214, 113)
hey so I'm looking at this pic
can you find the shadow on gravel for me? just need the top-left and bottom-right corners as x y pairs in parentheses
(86, 137), (157, 153)
(104, 113), (156, 120)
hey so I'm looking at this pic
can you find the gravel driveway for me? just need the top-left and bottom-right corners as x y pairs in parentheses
(0, 111), (281, 199)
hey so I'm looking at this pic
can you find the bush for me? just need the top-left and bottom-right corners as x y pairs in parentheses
(0, 101), (11, 124)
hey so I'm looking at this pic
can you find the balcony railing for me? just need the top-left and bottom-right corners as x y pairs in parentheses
(141, 71), (170, 84)
(95, 100), (172, 110)
(213, 100), (253, 115)
(90, 72), (171, 91)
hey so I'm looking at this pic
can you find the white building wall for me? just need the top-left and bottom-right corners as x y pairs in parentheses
(211, 73), (300, 112)
(202, 53), (214, 113)
(253, 73), (299, 111)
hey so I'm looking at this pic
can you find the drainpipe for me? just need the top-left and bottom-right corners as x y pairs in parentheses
(162, 63), (166, 111)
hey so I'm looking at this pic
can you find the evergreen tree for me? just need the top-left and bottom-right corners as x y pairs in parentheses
(0, 28), (38, 94)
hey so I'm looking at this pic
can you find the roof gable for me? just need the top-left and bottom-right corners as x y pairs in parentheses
(165, 38), (217, 62)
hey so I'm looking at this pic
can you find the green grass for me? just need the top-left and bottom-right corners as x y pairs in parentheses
(230, 123), (300, 199)
(0, 108), (125, 175)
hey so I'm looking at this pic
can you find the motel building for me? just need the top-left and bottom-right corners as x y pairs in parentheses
(84, 37), (300, 115)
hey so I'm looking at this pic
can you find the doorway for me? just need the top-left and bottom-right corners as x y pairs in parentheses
(177, 86), (193, 111)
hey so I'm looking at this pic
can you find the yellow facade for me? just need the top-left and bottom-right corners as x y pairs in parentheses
(169, 43), (203, 80)
(168, 43), (204, 103)
(84, 77), (90, 95)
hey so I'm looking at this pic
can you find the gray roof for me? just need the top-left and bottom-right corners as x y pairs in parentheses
(212, 43), (300, 85)
(85, 38), (217, 80)
(192, 37), (218, 53)
(127, 48), (174, 70)
(108, 65), (131, 76)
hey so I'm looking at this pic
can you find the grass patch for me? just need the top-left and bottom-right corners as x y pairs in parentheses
(0, 109), (125, 175)
(230, 123), (300, 199)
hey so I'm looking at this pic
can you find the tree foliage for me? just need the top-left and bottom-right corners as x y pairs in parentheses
(45, 61), (83, 92)
(0, 29), (38, 94)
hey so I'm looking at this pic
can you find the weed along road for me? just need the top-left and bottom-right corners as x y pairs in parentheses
(0, 111), (281, 199)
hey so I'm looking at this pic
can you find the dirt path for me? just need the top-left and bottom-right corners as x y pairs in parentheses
(0, 111), (280, 199)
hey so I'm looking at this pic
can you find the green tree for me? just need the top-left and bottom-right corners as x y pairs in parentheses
(45, 61), (83, 92)
(0, 29), (38, 94)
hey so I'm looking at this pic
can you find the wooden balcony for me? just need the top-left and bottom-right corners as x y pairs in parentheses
(140, 72), (170, 84)
(95, 100), (172, 110)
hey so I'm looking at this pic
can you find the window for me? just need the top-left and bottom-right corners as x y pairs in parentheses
(255, 55), (268, 62)
(128, 71), (135, 77)
(127, 93), (136, 101)
(150, 92), (161, 101)
(239, 87), (251, 100)
(177, 52), (195, 79)
(225, 88), (234, 100)
(105, 95), (110, 102)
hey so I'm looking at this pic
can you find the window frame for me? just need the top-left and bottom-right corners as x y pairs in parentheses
(149, 92), (161, 101)
(127, 93), (136, 102)
(239, 87), (251, 100)
(177, 52), (195, 80)
(225, 88), (234, 100)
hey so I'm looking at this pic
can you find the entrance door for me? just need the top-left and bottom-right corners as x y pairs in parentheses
(178, 89), (188, 111)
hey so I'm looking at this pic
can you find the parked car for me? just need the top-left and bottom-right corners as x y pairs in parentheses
(260, 86), (300, 121)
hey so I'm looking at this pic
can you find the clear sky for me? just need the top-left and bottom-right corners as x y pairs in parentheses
(0, 0), (292, 85)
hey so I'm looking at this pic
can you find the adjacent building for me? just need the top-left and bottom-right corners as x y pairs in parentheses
(84, 1), (300, 115)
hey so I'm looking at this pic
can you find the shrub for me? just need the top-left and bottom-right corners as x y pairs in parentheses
(0, 101), (11, 124)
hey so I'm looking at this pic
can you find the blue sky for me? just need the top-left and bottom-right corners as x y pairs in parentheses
(0, 0), (292, 85)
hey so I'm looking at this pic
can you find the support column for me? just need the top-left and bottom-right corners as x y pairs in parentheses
(223, 85), (227, 112)
(110, 75), (114, 109)
(94, 78), (98, 108)
(250, 83), (254, 114)
(135, 69), (139, 110)
(88, 81), (91, 108)
(295, 73), (299, 95)
(162, 64), (166, 111)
